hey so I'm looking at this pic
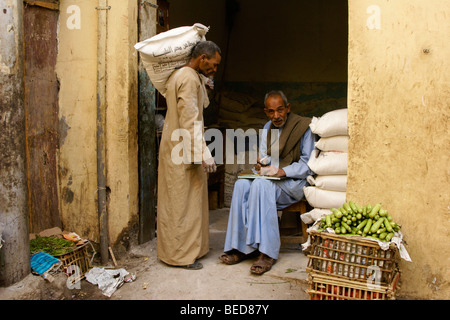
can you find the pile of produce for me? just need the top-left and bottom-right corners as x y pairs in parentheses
(317, 201), (401, 242)
(30, 236), (76, 256)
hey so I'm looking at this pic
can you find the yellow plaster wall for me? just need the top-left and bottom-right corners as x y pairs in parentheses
(347, 0), (450, 299)
(56, 0), (139, 245)
(105, 0), (139, 244)
(56, 0), (99, 241)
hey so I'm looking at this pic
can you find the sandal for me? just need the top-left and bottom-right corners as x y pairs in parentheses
(180, 260), (203, 270)
(250, 253), (276, 275)
(219, 249), (258, 265)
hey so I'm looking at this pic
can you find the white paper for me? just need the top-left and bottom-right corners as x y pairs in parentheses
(85, 267), (133, 297)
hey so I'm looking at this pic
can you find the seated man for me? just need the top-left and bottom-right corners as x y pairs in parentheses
(219, 90), (316, 275)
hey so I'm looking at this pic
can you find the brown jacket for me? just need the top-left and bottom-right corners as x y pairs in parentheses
(266, 113), (312, 168)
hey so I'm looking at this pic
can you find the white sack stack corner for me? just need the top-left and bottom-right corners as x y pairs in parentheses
(302, 108), (348, 225)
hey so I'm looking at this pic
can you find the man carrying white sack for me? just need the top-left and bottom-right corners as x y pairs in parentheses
(157, 41), (222, 270)
(219, 90), (316, 275)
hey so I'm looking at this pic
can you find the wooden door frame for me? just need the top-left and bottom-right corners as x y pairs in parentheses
(23, 1), (61, 233)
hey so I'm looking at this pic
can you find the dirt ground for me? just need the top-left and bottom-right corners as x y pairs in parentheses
(0, 208), (310, 303)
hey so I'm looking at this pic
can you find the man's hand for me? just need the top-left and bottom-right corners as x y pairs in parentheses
(259, 165), (286, 177)
(254, 155), (270, 172)
(202, 157), (217, 173)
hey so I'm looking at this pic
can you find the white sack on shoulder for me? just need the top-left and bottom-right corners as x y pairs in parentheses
(307, 174), (347, 192)
(309, 108), (347, 137)
(307, 149), (348, 175)
(134, 23), (209, 96)
(301, 208), (332, 224)
(315, 135), (349, 152)
(303, 186), (346, 209)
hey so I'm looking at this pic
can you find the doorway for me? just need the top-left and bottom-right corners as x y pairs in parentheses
(136, 0), (348, 241)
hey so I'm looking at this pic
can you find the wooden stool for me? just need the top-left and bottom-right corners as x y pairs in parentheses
(279, 200), (311, 245)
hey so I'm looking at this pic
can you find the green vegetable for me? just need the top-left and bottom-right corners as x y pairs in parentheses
(325, 214), (331, 227)
(343, 203), (352, 214)
(341, 221), (352, 233)
(356, 219), (368, 230)
(326, 214), (332, 227)
(378, 232), (387, 240)
(354, 202), (363, 214)
(385, 232), (395, 242)
(320, 218), (325, 228)
(370, 217), (385, 233)
(363, 219), (373, 234)
(30, 236), (75, 256)
(349, 201), (358, 213)
(317, 201), (402, 243)
(384, 218), (393, 232)
(331, 208), (343, 218)
(368, 203), (382, 218)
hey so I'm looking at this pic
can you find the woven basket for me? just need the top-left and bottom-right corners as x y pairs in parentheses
(307, 271), (400, 300)
(53, 241), (93, 283)
(306, 230), (399, 286)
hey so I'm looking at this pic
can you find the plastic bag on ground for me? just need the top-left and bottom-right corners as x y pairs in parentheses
(85, 267), (135, 297)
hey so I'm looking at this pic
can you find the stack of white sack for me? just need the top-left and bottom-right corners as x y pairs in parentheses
(302, 108), (348, 225)
(134, 23), (209, 97)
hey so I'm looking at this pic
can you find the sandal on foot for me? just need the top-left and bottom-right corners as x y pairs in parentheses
(250, 253), (276, 275)
(219, 250), (257, 265)
(180, 260), (203, 270)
